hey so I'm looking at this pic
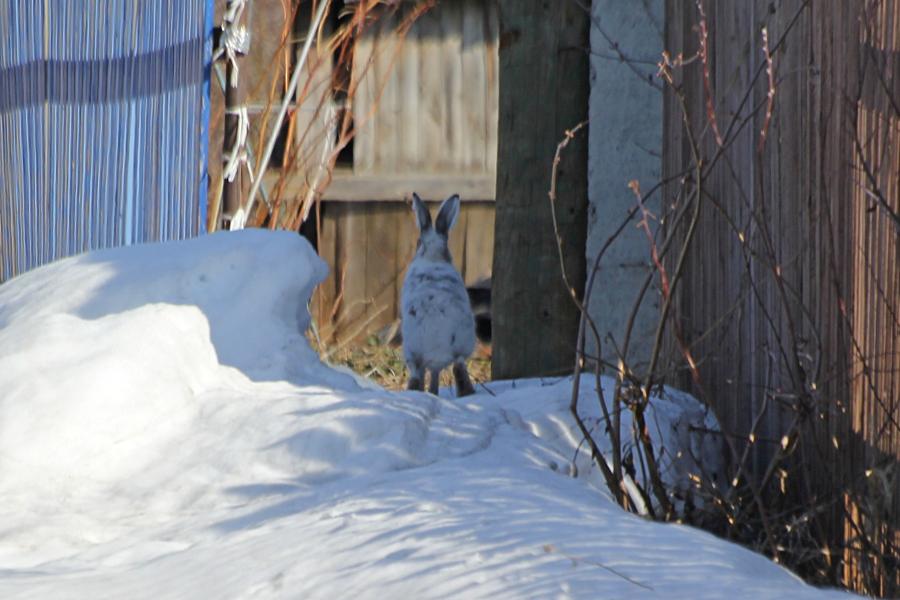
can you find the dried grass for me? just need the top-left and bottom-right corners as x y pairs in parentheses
(312, 333), (492, 391)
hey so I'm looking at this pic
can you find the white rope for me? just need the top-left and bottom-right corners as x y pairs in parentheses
(212, 0), (255, 227)
(223, 0), (245, 23)
(213, 0), (251, 87)
(230, 0), (332, 231)
(222, 106), (250, 183)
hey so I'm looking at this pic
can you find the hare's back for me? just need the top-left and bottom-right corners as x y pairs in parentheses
(401, 262), (475, 369)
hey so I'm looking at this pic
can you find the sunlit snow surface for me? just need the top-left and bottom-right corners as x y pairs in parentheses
(0, 231), (849, 598)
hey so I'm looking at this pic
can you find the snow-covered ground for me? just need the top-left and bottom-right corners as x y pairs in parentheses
(0, 231), (848, 598)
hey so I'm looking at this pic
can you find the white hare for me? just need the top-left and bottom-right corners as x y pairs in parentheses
(401, 193), (476, 396)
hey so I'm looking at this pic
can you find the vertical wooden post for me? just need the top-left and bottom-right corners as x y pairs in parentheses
(220, 0), (247, 228)
(491, 0), (589, 379)
(222, 59), (242, 224)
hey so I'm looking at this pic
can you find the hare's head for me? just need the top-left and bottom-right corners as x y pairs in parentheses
(411, 192), (460, 262)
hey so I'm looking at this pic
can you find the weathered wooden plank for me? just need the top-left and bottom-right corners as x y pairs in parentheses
(399, 9), (421, 171)
(462, 201), (494, 286)
(352, 16), (377, 173)
(333, 203), (369, 345)
(417, 8), (446, 172)
(340, 0), (499, 178)
(263, 172), (495, 201)
(461, 0), (487, 172)
(443, 0), (465, 171)
(312, 202), (339, 341)
(365, 203), (402, 336)
(373, 13), (400, 173)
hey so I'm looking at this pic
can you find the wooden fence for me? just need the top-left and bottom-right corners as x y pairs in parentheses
(208, 0), (498, 345)
(305, 0), (498, 345)
(662, 0), (898, 592)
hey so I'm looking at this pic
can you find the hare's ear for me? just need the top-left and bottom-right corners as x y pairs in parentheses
(411, 192), (432, 231)
(435, 194), (460, 236)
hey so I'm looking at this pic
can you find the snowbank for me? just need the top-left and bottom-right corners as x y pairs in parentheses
(0, 230), (353, 387)
(0, 231), (848, 598)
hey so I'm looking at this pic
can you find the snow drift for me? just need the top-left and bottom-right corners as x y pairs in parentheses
(0, 231), (848, 598)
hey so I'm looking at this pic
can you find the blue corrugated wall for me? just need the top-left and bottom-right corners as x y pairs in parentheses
(0, 1), (214, 282)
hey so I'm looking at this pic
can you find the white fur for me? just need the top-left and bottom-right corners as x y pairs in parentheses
(401, 195), (475, 376)
(401, 260), (475, 371)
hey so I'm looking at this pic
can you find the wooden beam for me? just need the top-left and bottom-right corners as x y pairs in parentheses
(491, 0), (589, 379)
(262, 172), (495, 202)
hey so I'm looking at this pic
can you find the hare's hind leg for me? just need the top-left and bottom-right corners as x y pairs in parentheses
(427, 369), (442, 395)
(407, 360), (425, 391)
(452, 360), (475, 397)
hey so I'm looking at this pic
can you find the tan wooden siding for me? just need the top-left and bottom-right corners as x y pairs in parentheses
(351, 0), (499, 177)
